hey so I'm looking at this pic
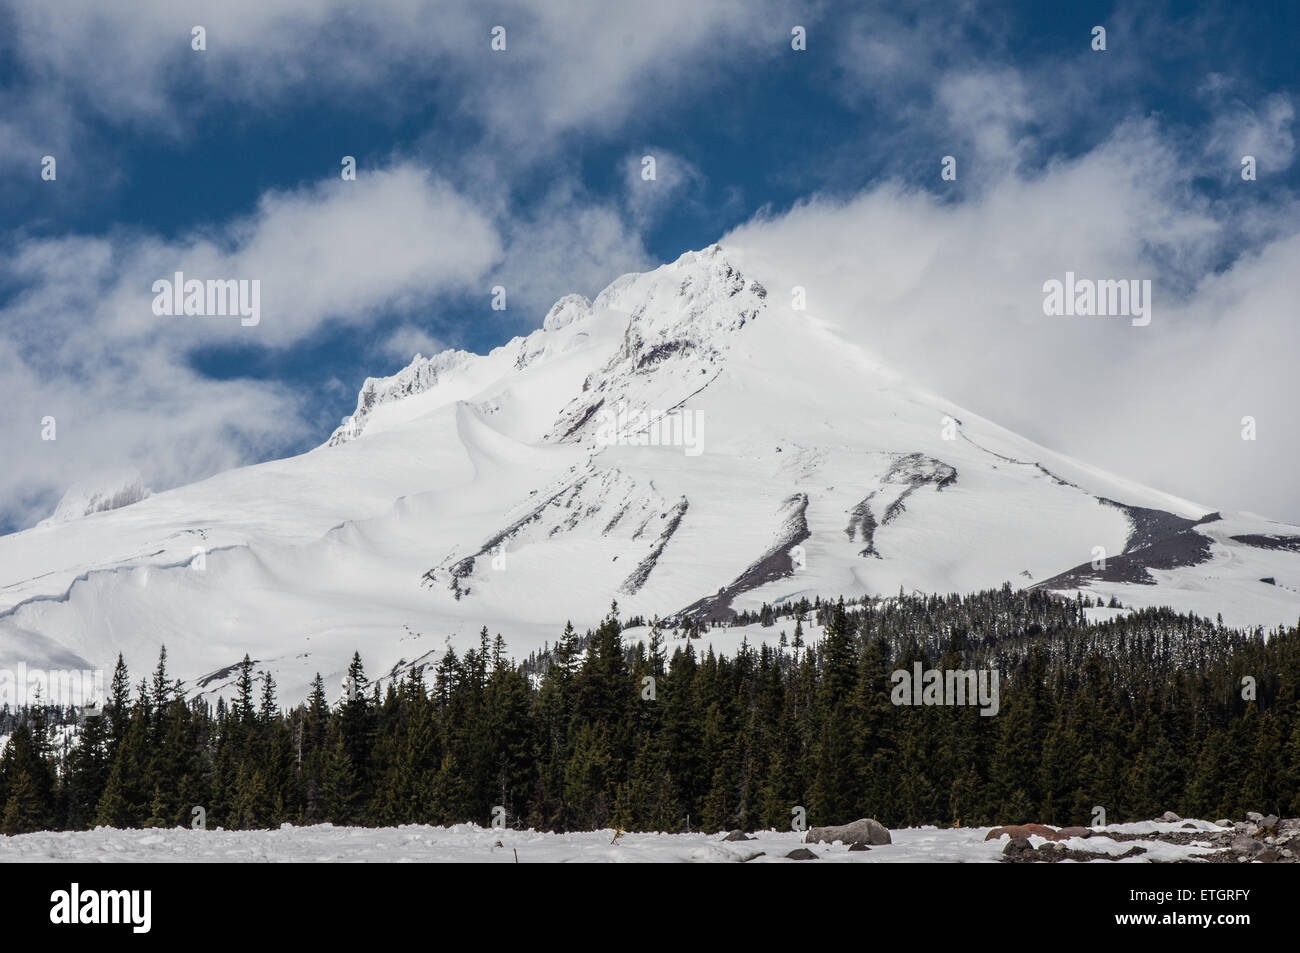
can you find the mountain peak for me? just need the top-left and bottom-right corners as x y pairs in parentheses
(542, 294), (593, 332)
(543, 247), (769, 444)
(328, 248), (770, 448)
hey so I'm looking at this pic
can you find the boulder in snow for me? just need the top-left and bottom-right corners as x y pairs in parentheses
(806, 818), (891, 846)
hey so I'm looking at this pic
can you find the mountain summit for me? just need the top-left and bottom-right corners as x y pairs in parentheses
(2, 246), (1297, 700)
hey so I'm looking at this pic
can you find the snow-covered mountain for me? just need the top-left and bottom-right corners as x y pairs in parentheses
(37, 470), (152, 526)
(2, 245), (1297, 702)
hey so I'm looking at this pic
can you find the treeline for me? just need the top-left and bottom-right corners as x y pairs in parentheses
(1, 587), (1298, 835)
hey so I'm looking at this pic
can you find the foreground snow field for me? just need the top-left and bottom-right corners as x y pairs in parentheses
(0, 820), (1232, 864)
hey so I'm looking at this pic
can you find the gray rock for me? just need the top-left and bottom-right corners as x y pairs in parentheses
(1247, 811), (1264, 823)
(1254, 849), (1281, 863)
(1003, 836), (1034, 855)
(722, 830), (753, 842)
(805, 818), (892, 846)
(1214, 818), (1233, 827)
(785, 848), (818, 860)
(847, 842), (872, 852)
(1159, 811), (1181, 822)
(1231, 836), (1264, 854)
(1262, 814), (1280, 829)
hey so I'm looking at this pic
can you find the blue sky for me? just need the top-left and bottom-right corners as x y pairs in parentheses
(2, 0), (1298, 531)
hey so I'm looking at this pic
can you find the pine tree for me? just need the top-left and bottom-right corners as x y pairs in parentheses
(144, 784), (170, 828)
(564, 722), (614, 829)
(1, 770), (44, 835)
(321, 724), (361, 824)
(809, 603), (860, 823)
(105, 654), (132, 758)
(64, 705), (110, 827)
(950, 763), (983, 827)
(94, 759), (133, 828)
(259, 672), (278, 725)
(150, 646), (172, 714)
(232, 655), (256, 727)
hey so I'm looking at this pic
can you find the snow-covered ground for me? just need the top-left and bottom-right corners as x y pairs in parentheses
(0, 820), (1231, 863)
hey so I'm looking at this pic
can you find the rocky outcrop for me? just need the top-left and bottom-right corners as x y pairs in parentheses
(676, 493), (810, 622)
(1058, 826), (1093, 839)
(545, 245), (765, 447)
(327, 348), (474, 446)
(985, 823), (1075, 842)
(1003, 839), (1147, 863)
(994, 815), (1300, 863)
(805, 818), (891, 846)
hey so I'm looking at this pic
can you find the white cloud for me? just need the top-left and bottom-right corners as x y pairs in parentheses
(222, 166), (501, 346)
(0, 320), (306, 531)
(3, 0), (786, 161)
(0, 162), (502, 528)
(98, 164), (501, 348)
(936, 68), (1036, 170)
(494, 184), (653, 321)
(722, 122), (1300, 523)
(377, 324), (447, 366)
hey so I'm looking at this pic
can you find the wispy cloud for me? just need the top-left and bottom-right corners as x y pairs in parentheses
(622, 148), (706, 229)
(1203, 89), (1295, 178)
